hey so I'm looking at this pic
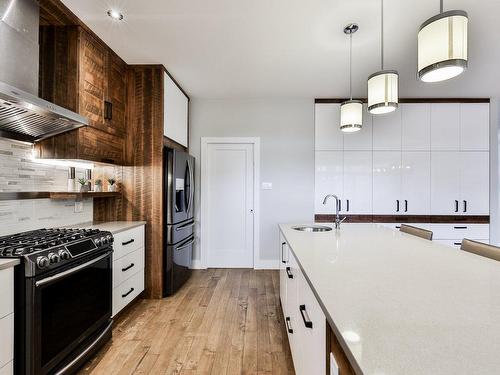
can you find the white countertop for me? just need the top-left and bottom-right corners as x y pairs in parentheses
(70, 221), (146, 234)
(279, 223), (500, 375)
(0, 258), (20, 270)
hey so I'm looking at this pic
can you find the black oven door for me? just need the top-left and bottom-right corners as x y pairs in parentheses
(27, 250), (112, 375)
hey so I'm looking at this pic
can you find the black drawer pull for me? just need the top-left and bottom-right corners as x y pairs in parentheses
(122, 263), (135, 272)
(453, 226), (467, 229)
(463, 200), (467, 213)
(285, 317), (293, 334)
(286, 267), (293, 279)
(395, 225), (401, 229)
(454, 242), (462, 246)
(281, 242), (286, 264)
(122, 239), (135, 246)
(455, 200), (459, 213)
(122, 287), (134, 298)
(299, 304), (313, 328)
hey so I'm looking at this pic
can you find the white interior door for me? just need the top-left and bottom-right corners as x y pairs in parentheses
(206, 143), (254, 267)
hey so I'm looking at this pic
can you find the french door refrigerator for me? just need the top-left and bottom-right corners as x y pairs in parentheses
(163, 147), (195, 296)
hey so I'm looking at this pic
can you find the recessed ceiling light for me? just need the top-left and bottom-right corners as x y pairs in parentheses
(107, 9), (124, 21)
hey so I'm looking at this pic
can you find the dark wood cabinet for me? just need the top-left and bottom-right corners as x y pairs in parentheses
(36, 25), (126, 164)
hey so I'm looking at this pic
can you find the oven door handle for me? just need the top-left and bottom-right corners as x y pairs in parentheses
(54, 320), (113, 375)
(35, 252), (111, 287)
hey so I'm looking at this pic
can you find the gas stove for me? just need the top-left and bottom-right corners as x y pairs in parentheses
(0, 227), (113, 277)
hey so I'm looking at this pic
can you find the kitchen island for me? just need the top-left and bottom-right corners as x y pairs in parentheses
(279, 223), (500, 375)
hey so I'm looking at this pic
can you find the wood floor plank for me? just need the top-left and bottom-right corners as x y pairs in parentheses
(77, 269), (295, 375)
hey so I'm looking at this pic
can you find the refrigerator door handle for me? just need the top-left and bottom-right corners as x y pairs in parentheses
(186, 158), (194, 215)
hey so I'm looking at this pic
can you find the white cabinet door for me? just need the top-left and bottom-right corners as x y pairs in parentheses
(430, 152), (461, 215)
(430, 103), (460, 150)
(460, 152), (489, 215)
(460, 103), (489, 151)
(401, 152), (430, 215)
(279, 233), (288, 317)
(297, 271), (326, 375)
(315, 151), (343, 214)
(286, 252), (300, 373)
(315, 104), (343, 150)
(343, 151), (372, 214)
(373, 109), (402, 150)
(343, 105), (373, 151)
(401, 103), (430, 151)
(164, 72), (189, 147)
(373, 152), (401, 214)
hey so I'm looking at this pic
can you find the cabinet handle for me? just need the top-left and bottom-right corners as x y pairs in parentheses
(286, 267), (293, 279)
(395, 225), (401, 229)
(453, 226), (467, 229)
(454, 242), (462, 246)
(404, 200), (408, 212)
(121, 287), (134, 298)
(121, 263), (135, 272)
(455, 200), (459, 213)
(338, 200), (342, 212)
(346, 199), (350, 212)
(281, 242), (286, 264)
(122, 239), (135, 246)
(396, 200), (400, 212)
(285, 317), (293, 334)
(463, 200), (467, 213)
(299, 304), (313, 328)
(104, 100), (113, 120)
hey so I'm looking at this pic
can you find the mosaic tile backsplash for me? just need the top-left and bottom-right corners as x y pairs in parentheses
(0, 137), (93, 236)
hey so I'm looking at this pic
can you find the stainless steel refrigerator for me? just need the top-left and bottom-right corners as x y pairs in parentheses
(163, 147), (195, 296)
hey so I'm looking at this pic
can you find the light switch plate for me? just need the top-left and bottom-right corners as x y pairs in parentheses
(330, 353), (339, 375)
(74, 201), (83, 213)
(262, 182), (273, 190)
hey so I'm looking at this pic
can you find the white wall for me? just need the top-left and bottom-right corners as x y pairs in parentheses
(189, 99), (314, 267)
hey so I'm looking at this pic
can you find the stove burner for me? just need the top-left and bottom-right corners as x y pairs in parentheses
(0, 228), (102, 257)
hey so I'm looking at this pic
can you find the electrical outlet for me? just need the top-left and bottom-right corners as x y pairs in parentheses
(262, 182), (273, 190)
(74, 201), (84, 213)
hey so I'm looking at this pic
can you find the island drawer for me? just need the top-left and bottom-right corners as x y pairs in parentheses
(430, 224), (489, 240)
(113, 225), (145, 260)
(0, 268), (13, 320)
(113, 247), (145, 288)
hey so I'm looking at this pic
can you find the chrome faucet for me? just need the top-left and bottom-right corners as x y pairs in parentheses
(323, 194), (346, 229)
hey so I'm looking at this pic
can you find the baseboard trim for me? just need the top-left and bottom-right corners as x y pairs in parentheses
(190, 259), (279, 270)
(191, 259), (206, 269)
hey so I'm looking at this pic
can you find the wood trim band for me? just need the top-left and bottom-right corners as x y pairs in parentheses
(315, 214), (490, 224)
(315, 98), (491, 104)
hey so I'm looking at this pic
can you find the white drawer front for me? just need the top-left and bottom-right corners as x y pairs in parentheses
(112, 270), (144, 317)
(0, 361), (12, 375)
(0, 268), (13, 319)
(430, 224), (489, 240)
(0, 313), (13, 368)
(113, 226), (145, 260)
(113, 248), (145, 288)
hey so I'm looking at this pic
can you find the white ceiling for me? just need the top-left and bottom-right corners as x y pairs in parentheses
(62, 0), (500, 99)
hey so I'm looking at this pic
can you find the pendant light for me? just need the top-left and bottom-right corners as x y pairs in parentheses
(340, 24), (362, 133)
(417, 0), (468, 82)
(367, 0), (398, 114)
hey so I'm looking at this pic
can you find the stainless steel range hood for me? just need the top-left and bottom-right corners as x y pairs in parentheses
(0, 81), (88, 142)
(0, 0), (88, 143)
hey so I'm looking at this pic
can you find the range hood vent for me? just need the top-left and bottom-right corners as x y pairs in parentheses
(0, 81), (88, 143)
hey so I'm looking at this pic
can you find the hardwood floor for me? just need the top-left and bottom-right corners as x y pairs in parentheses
(78, 269), (295, 375)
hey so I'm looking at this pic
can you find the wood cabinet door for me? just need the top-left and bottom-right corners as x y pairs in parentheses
(78, 127), (124, 165)
(106, 52), (128, 136)
(79, 30), (108, 131)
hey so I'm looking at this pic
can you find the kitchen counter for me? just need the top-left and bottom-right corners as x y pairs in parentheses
(279, 223), (500, 375)
(69, 221), (146, 234)
(0, 258), (20, 270)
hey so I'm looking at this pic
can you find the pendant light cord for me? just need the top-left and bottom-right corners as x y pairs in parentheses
(381, 0), (384, 70)
(349, 33), (352, 100)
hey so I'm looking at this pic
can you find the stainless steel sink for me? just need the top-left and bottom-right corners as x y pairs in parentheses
(292, 225), (332, 232)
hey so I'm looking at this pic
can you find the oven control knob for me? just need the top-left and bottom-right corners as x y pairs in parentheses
(36, 256), (50, 269)
(101, 236), (107, 244)
(106, 235), (113, 244)
(95, 238), (101, 246)
(58, 250), (71, 260)
(48, 252), (60, 264)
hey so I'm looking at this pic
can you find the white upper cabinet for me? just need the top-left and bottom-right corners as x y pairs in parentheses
(164, 72), (189, 147)
(373, 151), (401, 214)
(430, 103), (460, 150)
(343, 151), (373, 214)
(460, 103), (490, 151)
(373, 109), (402, 150)
(460, 152), (489, 215)
(401, 104), (431, 150)
(431, 152), (461, 215)
(343, 105), (373, 151)
(315, 151), (343, 214)
(401, 152), (430, 215)
(315, 104), (343, 150)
